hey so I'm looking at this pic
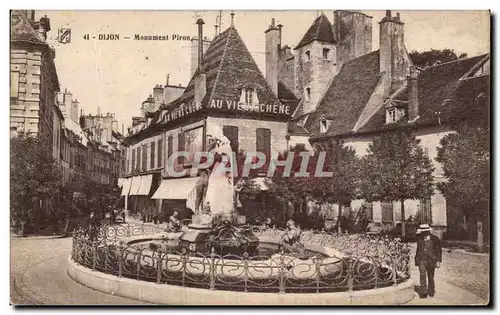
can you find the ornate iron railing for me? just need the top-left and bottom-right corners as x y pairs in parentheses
(71, 224), (411, 293)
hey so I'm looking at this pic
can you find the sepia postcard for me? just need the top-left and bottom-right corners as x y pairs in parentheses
(10, 9), (491, 306)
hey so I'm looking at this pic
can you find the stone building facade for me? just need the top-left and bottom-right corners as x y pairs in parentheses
(121, 18), (300, 223)
(10, 10), (60, 150)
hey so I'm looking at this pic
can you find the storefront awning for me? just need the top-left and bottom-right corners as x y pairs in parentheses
(137, 174), (153, 196)
(252, 177), (269, 191)
(128, 176), (142, 196)
(120, 178), (131, 196)
(152, 177), (199, 200)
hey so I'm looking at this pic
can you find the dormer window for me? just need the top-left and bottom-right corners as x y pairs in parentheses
(323, 48), (330, 60)
(239, 87), (259, 107)
(386, 107), (405, 124)
(244, 88), (253, 105)
(320, 119), (330, 133)
(305, 50), (311, 61)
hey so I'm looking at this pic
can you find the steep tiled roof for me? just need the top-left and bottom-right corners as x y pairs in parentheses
(154, 26), (291, 127)
(10, 10), (45, 45)
(278, 81), (300, 115)
(288, 121), (310, 136)
(358, 54), (489, 133)
(295, 14), (336, 50)
(306, 50), (382, 137)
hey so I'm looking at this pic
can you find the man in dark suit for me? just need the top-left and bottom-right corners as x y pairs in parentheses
(415, 224), (442, 298)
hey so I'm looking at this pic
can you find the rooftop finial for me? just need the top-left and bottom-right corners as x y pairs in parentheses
(230, 10), (234, 27)
(166, 74), (170, 86)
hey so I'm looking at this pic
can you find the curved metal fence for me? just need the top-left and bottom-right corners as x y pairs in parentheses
(71, 224), (411, 293)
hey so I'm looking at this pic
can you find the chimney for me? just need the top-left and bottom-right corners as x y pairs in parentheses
(379, 10), (407, 97)
(38, 15), (51, 42)
(71, 99), (80, 123)
(165, 74), (170, 86)
(265, 18), (280, 95)
(197, 19), (205, 71)
(334, 10), (373, 67)
(194, 19), (207, 105)
(153, 84), (165, 107)
(408, 66), (419, 122)
(63, 89), (72, 120)
(190, 37), (210, 77)
(277, 24), (283, 58)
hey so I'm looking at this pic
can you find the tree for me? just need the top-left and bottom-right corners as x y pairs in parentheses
(314, 140), (360, 233)
(10, 134), (61, 235)
(359, 129), (435, 236)
(266, 146), (318, 228)
(267, 142), (360, 233)
(436, 124), (489, 226)
(409, 49), (467, 68)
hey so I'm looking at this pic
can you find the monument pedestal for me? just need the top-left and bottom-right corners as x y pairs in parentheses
(179, 214), (213, 253)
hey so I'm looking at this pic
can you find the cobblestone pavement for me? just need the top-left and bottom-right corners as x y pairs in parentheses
(407, 244), (489, 304)
(10, 228), (489, 305)
(10, 234), (149, 305)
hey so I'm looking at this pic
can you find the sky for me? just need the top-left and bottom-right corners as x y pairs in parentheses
(35, 10), (490, 131)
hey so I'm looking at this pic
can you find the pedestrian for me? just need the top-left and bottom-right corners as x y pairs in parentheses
(167, 210), (181, 232)
(415, 224), (442, 298)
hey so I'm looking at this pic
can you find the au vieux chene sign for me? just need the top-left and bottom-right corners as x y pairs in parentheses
(161, 99), (291, 124)
(210, 99), (291, 115)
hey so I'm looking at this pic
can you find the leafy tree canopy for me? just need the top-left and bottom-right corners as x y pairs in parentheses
(409, 48), (468, 68)
(10, 134), (61, 223)
(436, 124), (490, 221)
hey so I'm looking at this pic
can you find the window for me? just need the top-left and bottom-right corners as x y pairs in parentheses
(245, 89), (253, 106)
(305, 50), (311, 61)
(381, 201), (394, 223)
(256, 128), (271, 158)
(150, 141), (156, 169)
(178, 133), (185, 164)
(167, 135), (173, 167)
(423, 147), (429, 158)
(386, 107), (405, 124)
(223, 125), (239, 153)
(11, 72), (19, 99)
(418, 198), (432, 224)
(157, 138), (163, 168)
(323, 48), (330, 60)
(135, 147), (140, 171)
(387, 108), (397, 123)
(295, 143), (306, 151)
(320, 119), (330, 133)
(306, 87), (311, 100)
(363, 202), (374, 221)
(142, 145), (147, 171)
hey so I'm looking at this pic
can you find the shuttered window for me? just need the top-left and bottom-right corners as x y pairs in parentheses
(136, 147), (141, 171)
(364, 202), (374, 221)
(142, 144), (147, 171)
(150, 141), (156, 169)
(178, 133), (185, 164)
(167, 135), (173, 167)
(381, 201), (394, 223)
(223, 125), (239, 153)
(256, 128), (271, 158)
(157, 138), (163, 168)
(131, 148), (140, 172)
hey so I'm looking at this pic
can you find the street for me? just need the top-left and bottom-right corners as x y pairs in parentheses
(10, 231), (489, 305)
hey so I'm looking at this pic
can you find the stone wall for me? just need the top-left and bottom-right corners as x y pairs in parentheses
(206, 117), (288, 158)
